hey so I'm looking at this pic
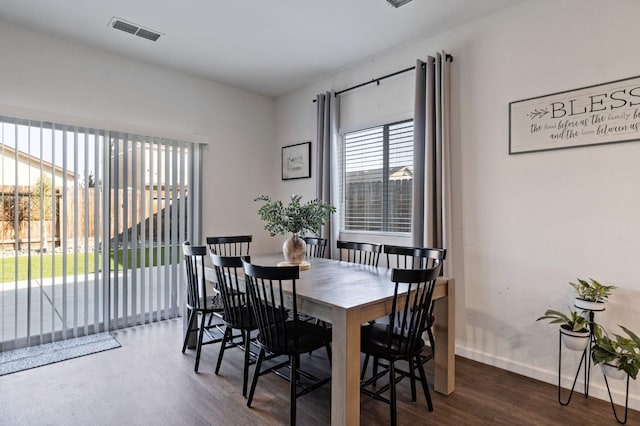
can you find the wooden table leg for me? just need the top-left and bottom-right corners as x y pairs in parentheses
(433, 278), (455, 395)
(331, 308), (360, 425)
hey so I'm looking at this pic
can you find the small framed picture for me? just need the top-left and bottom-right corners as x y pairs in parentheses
(282, 142), (311, 180)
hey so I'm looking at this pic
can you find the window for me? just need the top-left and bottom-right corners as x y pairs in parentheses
(341, 120), (413, 233)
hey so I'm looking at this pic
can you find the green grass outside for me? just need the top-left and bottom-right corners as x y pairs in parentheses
(111, 246), (179, 269)
(0, 252), (102, 283)
(0, 246), (178, 283)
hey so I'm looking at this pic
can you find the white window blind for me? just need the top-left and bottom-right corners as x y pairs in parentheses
(0, 115), (201, 351)
(342, 120), (413, 233)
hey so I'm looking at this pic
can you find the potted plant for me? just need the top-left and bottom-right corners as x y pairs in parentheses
(591, 324), (640, 380)
(255, 194), (335, 265)
(570, 278), (616, 311)
(537, 308), (591, 351)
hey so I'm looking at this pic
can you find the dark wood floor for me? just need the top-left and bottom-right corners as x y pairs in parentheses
(1, 318), (636, 425)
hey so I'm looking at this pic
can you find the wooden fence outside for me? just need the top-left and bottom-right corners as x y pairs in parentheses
(0, 186), (182, 251)
(344, 179), (412, 233)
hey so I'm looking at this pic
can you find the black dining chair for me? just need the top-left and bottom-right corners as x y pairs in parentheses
(383, 245), (446, 351)
(205, 235), (252, 327)
(366, 245), (446, 393)
(337, 240), (382, 266)
(181, 242), (225, 372)
(210, 254), (257, 397)
(303, 236), (328, 258)
(206, 235), (252, 256)
(242, 258), (332, 426)
(359, 265), (441, 426)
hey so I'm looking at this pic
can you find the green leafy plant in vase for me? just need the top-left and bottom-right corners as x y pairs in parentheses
(570, 278), (616, 311)
(537, 307), (591, 351)
(255, 194), (335, 265)
(591, 323), (640, 380)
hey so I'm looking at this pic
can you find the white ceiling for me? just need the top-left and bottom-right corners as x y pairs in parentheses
(0, 0), (524, 97)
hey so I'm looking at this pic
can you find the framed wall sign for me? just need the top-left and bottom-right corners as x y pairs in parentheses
(282, 141), (311, 180)
(509, 75), (640, 154)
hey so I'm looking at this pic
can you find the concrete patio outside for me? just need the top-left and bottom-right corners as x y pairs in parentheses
(1, 265), (181, 350)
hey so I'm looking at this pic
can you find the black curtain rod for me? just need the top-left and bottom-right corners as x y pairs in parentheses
(335, 65), (416, 96)
(313, 54), (452, 102)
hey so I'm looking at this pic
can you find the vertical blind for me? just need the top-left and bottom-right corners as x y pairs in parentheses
(341, 119), (413, 233)
(0, 115), (201, 351)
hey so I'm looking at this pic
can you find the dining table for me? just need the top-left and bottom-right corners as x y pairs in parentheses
(204, 253), (455, 426)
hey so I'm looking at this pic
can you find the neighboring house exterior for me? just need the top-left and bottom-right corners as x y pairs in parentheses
(0, 145), (76, 250)
(0, 144), (76, 188)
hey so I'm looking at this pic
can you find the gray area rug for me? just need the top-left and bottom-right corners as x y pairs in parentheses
(0, 332), (121, 376)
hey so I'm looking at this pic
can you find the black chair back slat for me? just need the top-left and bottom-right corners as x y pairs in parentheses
(206, 235), (252, 256)
(337, 240), (382, 267)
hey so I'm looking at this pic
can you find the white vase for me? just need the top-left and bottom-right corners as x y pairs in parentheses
(560, 326), (590, 351)
(601, 361), (628, 380)
(282, 233), (306, 264)
(574, 298), (606, 311)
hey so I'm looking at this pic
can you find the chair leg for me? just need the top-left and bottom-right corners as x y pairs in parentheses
(415, 354), (433, 411)
(247, 349), (265, 407)
(373, 357), (379, 387)
(361, 354), (370, 381)
(242, 330), (251, 397)
(427, 327), (436, 355)
(194, 313), (207, 373)
(290, 354), (298, 426)
(409, 358), (417, 402)
(325, 343), (332, 365)
(182, 309), (194, 353)
(389, 361), (397, 426)
(215, 326), (232, 375)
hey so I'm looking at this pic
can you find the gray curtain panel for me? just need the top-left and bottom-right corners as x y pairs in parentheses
(315, 91), (340, 259)
(412, 52), (452, 273)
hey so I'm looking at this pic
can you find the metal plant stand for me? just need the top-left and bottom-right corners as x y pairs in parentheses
(603, 371), (630, 424)
(557, 306), (630, 424)
(557, 328), (590, 405)
(557, 310), (596, 405)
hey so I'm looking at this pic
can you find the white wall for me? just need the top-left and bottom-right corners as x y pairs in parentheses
(0, 20), (277, 253)
(275, 0), (640, 407)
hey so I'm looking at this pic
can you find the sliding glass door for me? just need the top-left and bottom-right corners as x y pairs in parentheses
(0, 116), (199, 351)
(108, 134), (191, 329)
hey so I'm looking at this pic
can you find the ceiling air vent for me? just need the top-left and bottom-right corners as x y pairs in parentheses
(386, 0), (413, 7)
(135, 28), (161, 42)
(110, 17), (162, 42)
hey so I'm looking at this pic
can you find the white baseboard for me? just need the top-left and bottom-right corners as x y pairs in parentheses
(456, 345), (640, 411)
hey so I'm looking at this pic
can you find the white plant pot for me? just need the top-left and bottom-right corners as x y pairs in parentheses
(601, 362), (627, 380)
(574, 298), (606, 312)
(560, 326), (590, 351)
